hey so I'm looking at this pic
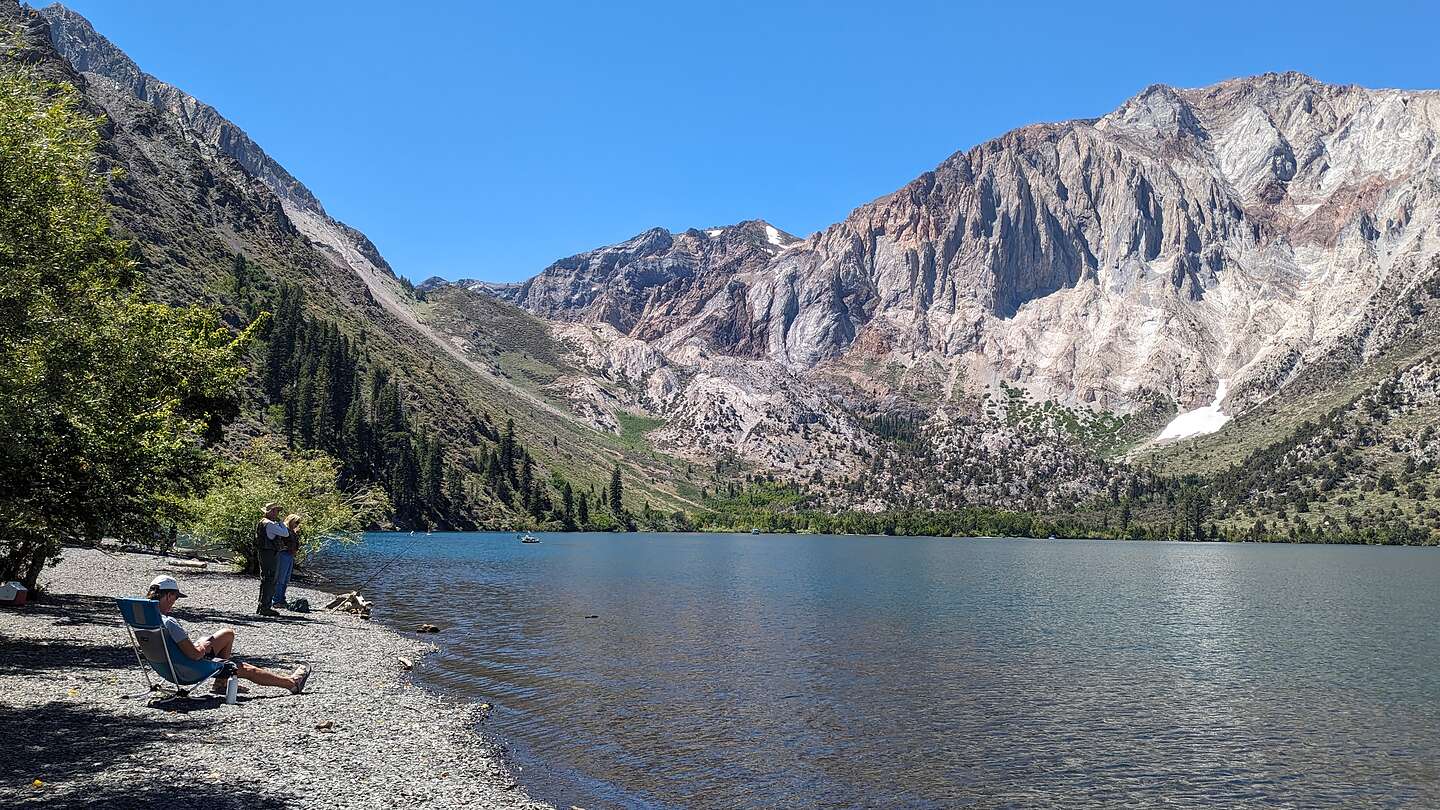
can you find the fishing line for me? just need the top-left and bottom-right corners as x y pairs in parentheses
(350, 531), (426, 593)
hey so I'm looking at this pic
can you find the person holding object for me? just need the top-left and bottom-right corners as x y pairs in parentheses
(272, 513), (302, 609)
(146, 575), (311, 695)
(255, 502), (289, 617)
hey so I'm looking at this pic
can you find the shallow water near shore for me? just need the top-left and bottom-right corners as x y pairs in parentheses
(319, 532), (1440, 809)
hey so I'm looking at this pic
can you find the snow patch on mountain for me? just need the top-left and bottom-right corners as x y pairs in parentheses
(1158, 380), (1232, 441)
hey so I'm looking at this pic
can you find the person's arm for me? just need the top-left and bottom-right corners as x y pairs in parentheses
(266, 521), (290, 539)
(165, 618), (208, 659)
(176, 637), (208, 660)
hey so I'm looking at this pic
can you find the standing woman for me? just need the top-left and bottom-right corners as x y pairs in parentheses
(273, 513), (302, 609)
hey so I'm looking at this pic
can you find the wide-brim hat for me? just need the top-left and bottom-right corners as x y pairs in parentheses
(262, 502), (281, 513)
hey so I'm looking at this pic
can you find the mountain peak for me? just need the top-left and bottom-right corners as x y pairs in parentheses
(36, 2), (325, 215)
(695, 219), (801, 249)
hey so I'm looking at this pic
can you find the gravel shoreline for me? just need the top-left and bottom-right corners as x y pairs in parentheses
(0, 547), (554, 809)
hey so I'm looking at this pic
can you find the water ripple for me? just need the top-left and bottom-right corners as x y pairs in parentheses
(320, 534), (1440, 809)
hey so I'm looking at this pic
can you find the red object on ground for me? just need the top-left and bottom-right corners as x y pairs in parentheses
(0, 582), (28, 607)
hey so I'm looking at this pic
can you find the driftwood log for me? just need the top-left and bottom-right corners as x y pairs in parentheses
(324, 590), (372, 619)
(167, 558), (208, 570)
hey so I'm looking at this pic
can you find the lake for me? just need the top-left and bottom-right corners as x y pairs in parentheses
(318, 532), (1440, 809)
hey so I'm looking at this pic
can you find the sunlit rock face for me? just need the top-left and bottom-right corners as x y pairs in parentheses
(482, 220), (802, 349)
(490, 74), (1440, 422)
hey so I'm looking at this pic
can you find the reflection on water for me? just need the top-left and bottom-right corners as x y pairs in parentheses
(319, 533), (1440, 809)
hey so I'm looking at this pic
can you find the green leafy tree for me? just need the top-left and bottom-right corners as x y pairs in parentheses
(0, 70), (253, 588)
(180, 441), (388, 568)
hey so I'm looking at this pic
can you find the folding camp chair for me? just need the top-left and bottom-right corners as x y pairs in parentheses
(115, 597), (235, 702)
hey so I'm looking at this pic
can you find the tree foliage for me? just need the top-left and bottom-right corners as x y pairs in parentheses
(0, 70), (252, 587)
(179, 441), (388, 567)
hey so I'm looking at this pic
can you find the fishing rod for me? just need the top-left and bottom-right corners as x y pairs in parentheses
(351, 530), (427, 593)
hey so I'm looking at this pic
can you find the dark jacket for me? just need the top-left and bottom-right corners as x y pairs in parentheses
(255, 519), (282, 552)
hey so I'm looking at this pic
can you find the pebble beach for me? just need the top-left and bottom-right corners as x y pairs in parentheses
(0, 547), (553, 810)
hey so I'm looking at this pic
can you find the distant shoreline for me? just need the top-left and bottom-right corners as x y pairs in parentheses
(362, 529), (1440, 547)
(0, 547), (551, 809)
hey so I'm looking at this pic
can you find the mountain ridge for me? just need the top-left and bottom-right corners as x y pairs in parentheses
(16, 0), (1440, 539)
(41, 2), (325, 215)
(435, 69), (1440, 416)
(13, 0), (706, 527)
(411, 69), (1440, 524)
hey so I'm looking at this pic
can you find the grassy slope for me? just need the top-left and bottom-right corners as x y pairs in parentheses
(1129, 318), (1440, 542)
(416, 287), (701, 512)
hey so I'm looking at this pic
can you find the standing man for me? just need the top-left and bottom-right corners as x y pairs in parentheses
(255, 502), (289, 617)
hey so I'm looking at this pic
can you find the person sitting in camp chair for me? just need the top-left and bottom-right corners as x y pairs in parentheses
(145, 575), (312, 695)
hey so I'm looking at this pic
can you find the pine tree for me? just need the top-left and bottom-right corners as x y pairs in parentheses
(341, 397), (370, 480)
(296, 375), (317, 446)
(609, 465), (624, 514)
(500, 418), (517, 482)
(519, 452), (533, 507)
(560, 480), (574, 528)
(445, 466), (466, 509)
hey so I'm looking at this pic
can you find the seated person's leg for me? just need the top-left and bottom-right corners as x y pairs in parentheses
(235, 661), (311, 693)
(208, 628), (235, 659)
(206, 629), (242, 693)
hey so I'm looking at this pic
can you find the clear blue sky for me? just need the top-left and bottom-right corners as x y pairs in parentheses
(52, 1), (1440, 283)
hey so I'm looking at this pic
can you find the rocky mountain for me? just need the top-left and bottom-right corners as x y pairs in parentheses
(422, 72), (1440, 519)
(455, 74), (1440, 417)
(39, 4), (402, 302)
(15, 0), (1439, 536)
(451, 220), (802, 347)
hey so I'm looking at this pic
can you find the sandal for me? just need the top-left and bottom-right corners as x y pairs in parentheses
(290, 664), (312, 695)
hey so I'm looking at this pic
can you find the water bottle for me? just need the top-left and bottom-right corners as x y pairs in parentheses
(226, 676), (238, 705)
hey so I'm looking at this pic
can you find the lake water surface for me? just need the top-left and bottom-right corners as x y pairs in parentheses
(319, 533), (1440, 809)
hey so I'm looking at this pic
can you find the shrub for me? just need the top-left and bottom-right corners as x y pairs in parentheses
(179, 441), (389, 568)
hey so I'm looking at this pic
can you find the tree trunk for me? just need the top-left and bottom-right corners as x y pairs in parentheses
(22, 544), (48, 592)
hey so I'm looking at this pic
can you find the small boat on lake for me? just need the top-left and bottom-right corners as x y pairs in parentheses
(519, 533), (540, 544)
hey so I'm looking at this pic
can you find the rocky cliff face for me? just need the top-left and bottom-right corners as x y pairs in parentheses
(42, 4), (320, 212)
(418, 72), (1440, 501)
(473, 219), (801, 349)
(823, 73), (1440, 415)
(470, 74), (1440, 423)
